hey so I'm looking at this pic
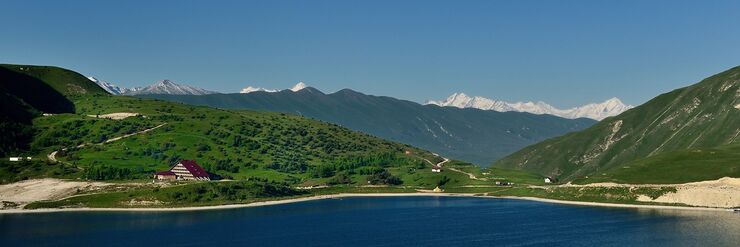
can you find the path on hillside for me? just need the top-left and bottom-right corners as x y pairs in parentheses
(447, 167), (485, 180)
(423, 155), (485, 181)
(422, 155), (449, 168)
(48, 123), (167, 163)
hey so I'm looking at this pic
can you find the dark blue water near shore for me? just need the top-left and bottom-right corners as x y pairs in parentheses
(1, 196), (738, 246)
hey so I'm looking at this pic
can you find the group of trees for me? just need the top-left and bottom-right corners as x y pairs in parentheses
(166, 181), (304, 203)
(367, 170), (403, 185)
(83, 164), (145, 180)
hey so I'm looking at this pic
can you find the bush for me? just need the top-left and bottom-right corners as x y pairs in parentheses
(367, 169), (402, 185)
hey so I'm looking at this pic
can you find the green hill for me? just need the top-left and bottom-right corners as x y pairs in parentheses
(140, 88), (595, 165)
(495, 66), (740, 182)
(0, 64), (110, 156)
(0, 64), (443, 185)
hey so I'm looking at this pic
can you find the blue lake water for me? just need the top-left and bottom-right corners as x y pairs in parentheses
(1, 196), (738, 246)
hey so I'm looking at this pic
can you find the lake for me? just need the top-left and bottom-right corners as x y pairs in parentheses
(1, 196), (738, 246)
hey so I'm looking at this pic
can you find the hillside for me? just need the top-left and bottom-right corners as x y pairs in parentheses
(0, 65), (109, 156)
(495, 66), (740, 182)
(140, 89), (595, 165)
(0, 64), (443, 186)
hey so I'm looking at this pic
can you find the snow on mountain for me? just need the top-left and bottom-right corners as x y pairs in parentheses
(88, 77), (215, 95)
(290, 82), (307, 92)
(126, 80), (215, 95)
(427, 93), (633, 120)
(240, 86), (278, 93)
(87, 77), (132, 95)
(240, 82), (309, 93)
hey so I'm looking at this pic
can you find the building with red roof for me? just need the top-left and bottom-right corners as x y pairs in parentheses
(154, 160), (211, 181)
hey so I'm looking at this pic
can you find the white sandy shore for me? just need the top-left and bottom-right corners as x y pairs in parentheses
(0, 193), (734, 214)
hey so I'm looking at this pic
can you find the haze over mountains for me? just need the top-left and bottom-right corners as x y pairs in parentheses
(88, 77), (215, 95)
(140, 86), (595, 165)
(428, 93), (633, 120)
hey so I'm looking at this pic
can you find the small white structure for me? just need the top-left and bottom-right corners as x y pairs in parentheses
(544, 177), (553, 183)
(431, 165), (442, 173)
(9, 157), (33, 162)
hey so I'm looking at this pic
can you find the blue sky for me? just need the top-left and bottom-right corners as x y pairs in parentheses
(2, 0), (739, 107)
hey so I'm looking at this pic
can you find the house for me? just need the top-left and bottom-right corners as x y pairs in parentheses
(155, 160), (211, 181)
(433, 186), (443, 193)
(431, 165), (442, 173)
(544, 177), (553, 183)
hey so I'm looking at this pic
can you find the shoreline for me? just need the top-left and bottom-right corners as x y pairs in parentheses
(1, 193), (734, 214)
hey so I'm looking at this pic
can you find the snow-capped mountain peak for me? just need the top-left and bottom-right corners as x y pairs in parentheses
(240, 82), (310, 94)
(427, 93), (633, 120)
(290, 82), (308, 92)
(87, 76), (132, 95)
(133, 79), (215, 95)
(240, 86), (278, 94)
(88, 77), (215, 96)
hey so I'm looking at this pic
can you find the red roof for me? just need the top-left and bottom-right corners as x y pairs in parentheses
(179, 160), (210, 178)
(155, 171), (176, 176)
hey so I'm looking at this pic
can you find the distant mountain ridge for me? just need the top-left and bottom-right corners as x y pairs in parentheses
(427, 93), (633, 120)
(88, 77), (215, 95)
(140, 86), (596, 165)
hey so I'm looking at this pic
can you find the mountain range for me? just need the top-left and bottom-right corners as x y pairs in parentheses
(495, 66), (740, 183)
(88, 77), (215, 95)
(139, 87), (596, 165)
(427, 93), (633, 120)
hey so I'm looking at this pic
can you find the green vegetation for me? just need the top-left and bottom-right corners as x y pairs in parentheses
(3, 63), (718, 210)
(495, 66), (740, 182)
(574, 144), (740, 184)
(0, 159), (80, 184)
(26, 181), (305, 209)
(141, 87), (595, 165)
(1, 64), (441, 187)
(486, 186), (677, 204)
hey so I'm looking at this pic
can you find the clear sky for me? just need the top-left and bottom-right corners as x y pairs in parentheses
(2, 0), (739, 107)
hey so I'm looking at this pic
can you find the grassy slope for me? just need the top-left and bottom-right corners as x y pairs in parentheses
(574, 143), (740, 184)
(0, 64), (108, 97)
(45, 96), (440, 182)
(495, 66), (740, 182)
(2, 64), (448, 186)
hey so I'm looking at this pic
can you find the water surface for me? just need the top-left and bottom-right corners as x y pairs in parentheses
(1, 196), (738, 246)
